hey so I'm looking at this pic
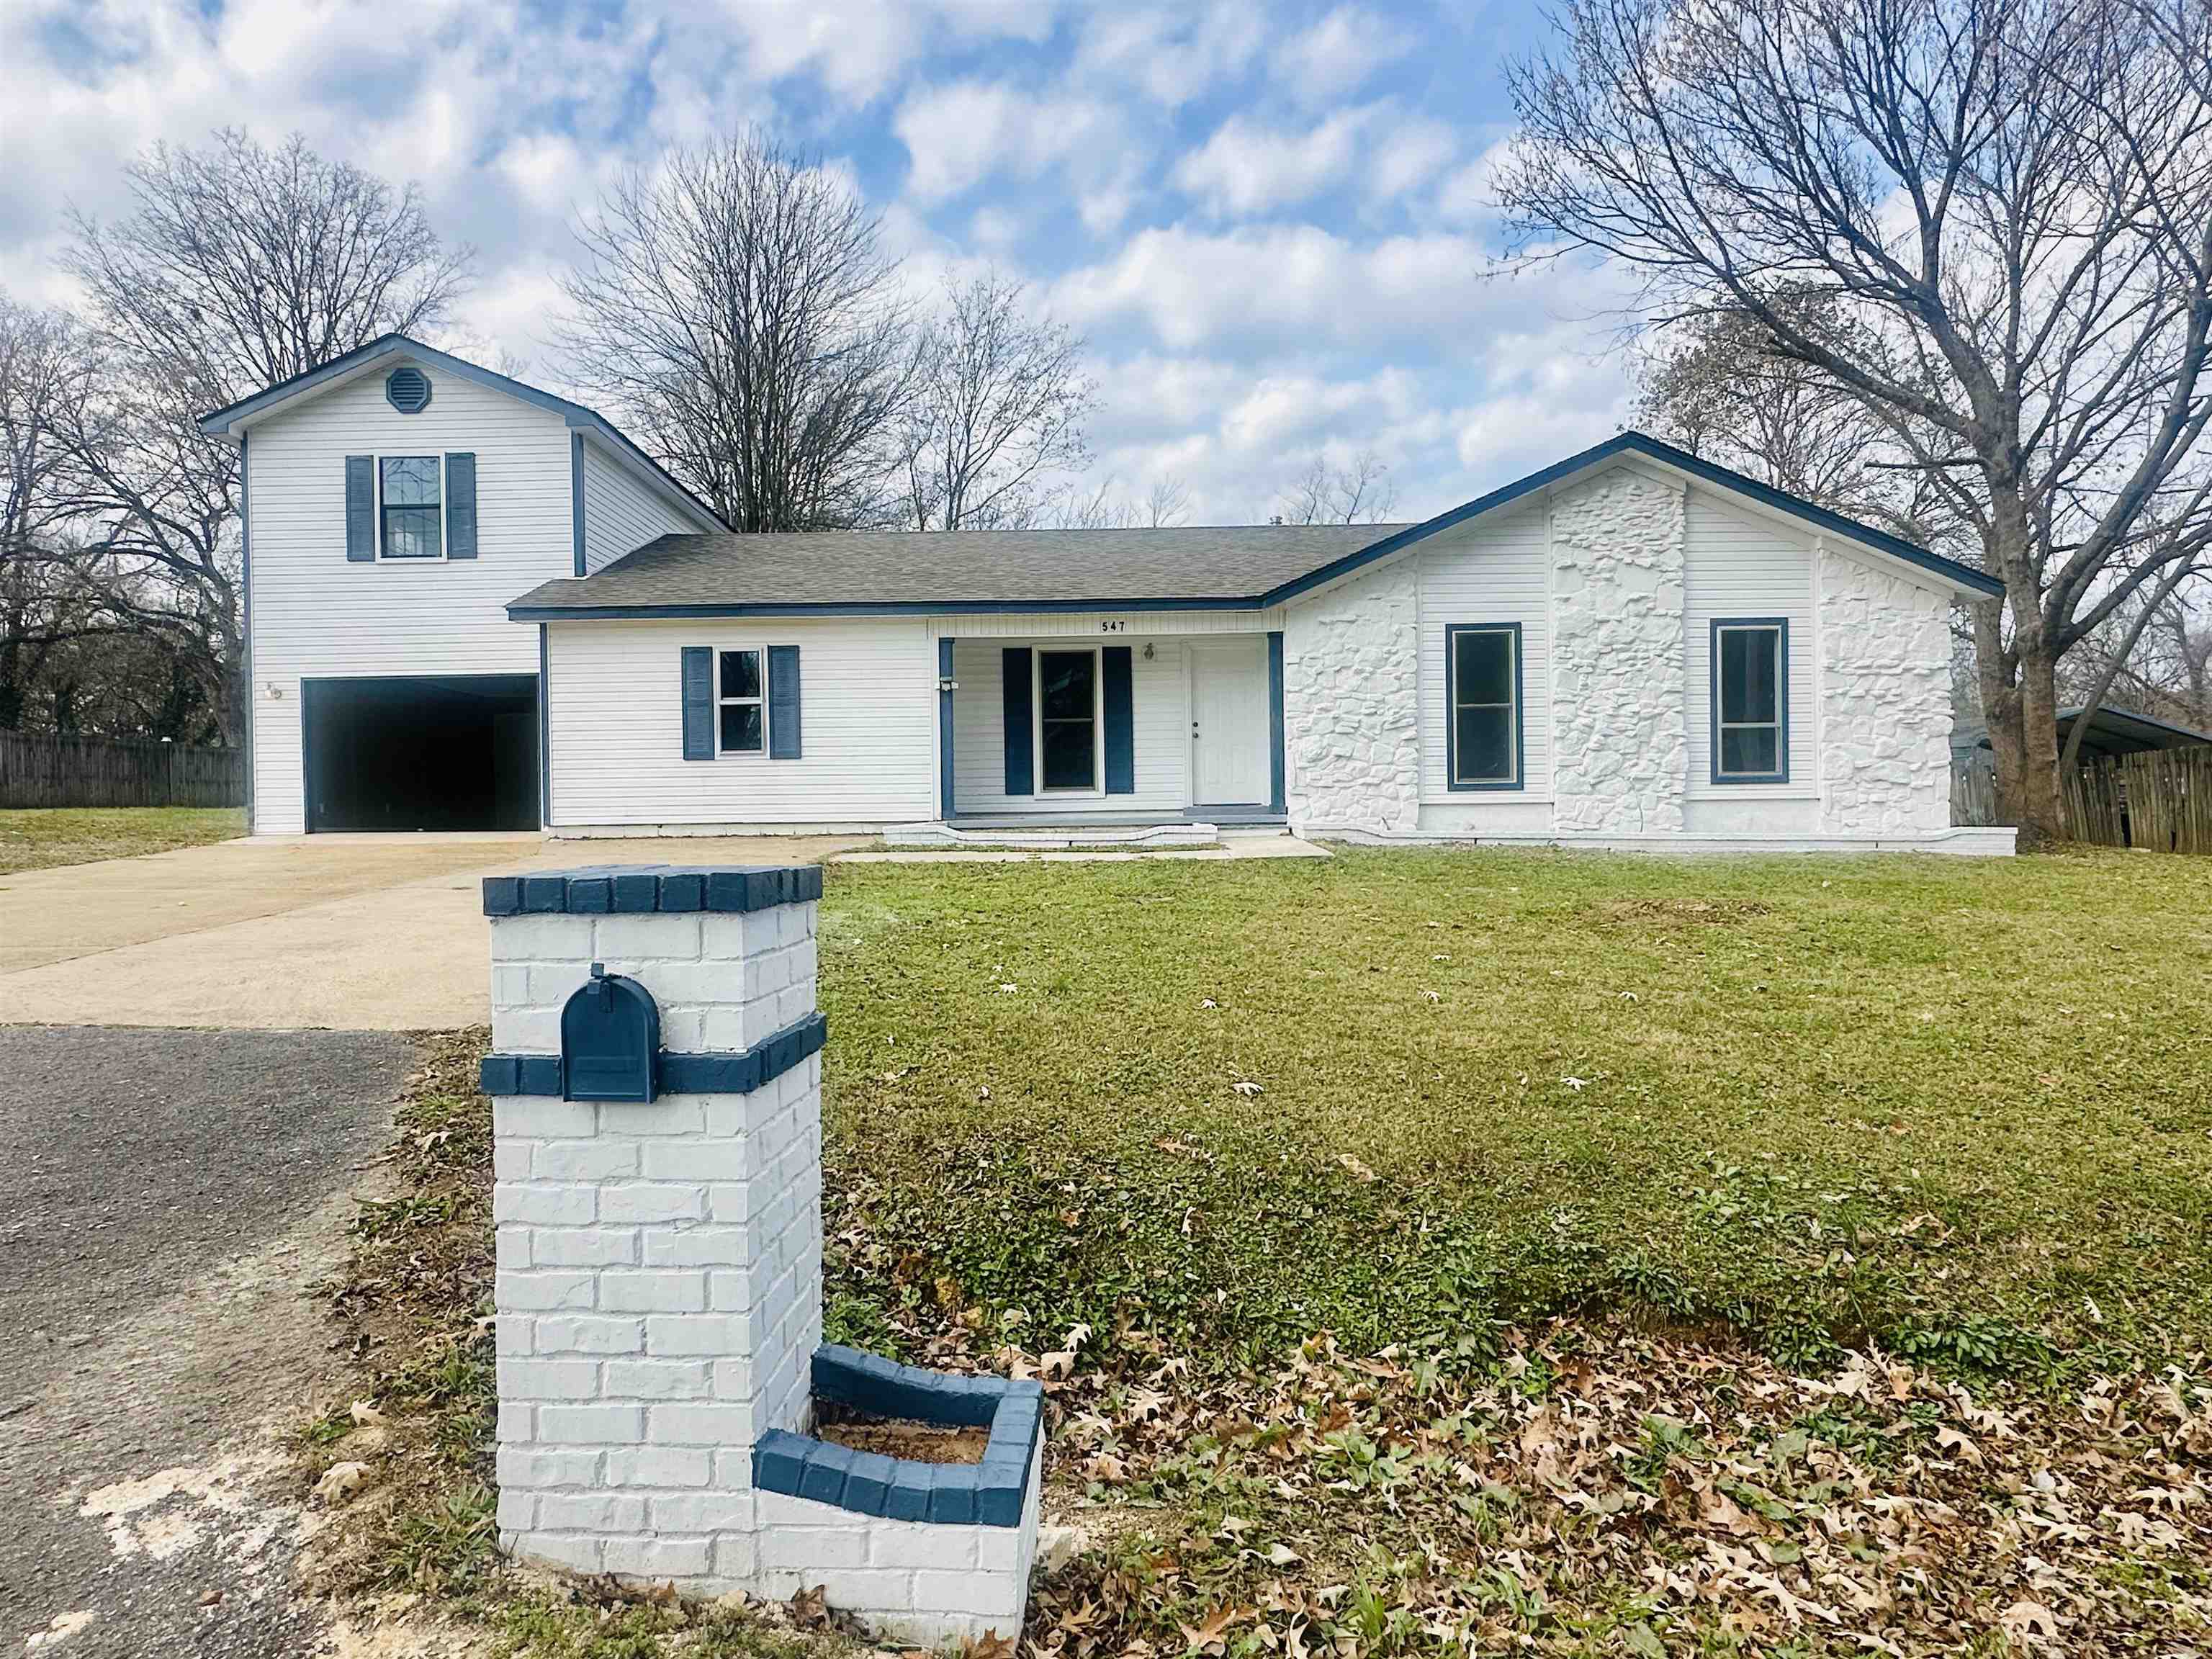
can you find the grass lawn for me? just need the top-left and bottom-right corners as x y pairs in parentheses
(0, 805), (244, 874)
(297, 848), (2211, 1658)
(824, 846), (2212, 1379)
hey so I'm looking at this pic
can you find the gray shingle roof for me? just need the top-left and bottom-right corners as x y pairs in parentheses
(507, 523), (1414, 615)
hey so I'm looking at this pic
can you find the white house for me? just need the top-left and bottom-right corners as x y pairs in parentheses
(199, 336), (2013, 853)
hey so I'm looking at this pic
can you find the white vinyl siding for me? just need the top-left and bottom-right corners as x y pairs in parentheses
(243, 360), (573, 833)
(951, 637), (1193, 815)
(1682, 487), (1815, 791)
(580, 438), (699, 573)
(547, 619), (935, 826)
(1416, 502), (1550, 801)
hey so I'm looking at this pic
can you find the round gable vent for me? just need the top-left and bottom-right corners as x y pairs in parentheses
(385, 366), (432, 414)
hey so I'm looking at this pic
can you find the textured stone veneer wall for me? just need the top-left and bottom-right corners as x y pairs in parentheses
(1550, 468), (1689, 833)
(1282, 557), (1420, 833)
(1817, 548), (1954, 835)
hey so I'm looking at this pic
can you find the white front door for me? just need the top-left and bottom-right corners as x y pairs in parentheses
(1189, 638), (1270, 806)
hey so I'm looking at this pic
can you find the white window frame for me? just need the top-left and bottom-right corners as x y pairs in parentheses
(1033, 644), (1105, 796)
(716, 645), (768, 757)
(374, 453), (449, 563)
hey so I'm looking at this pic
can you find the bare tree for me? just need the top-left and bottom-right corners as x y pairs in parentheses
(1497, 0), (2212, 841)
(0, 299), (98, 729)
(55, 130), (471, 742)
(1054, 474), (1192, 530)
(559, 129), (913, 531)
(2057, 564), (2212, 732)
(901, 271), (1094, 530)
(1274, 451), (1398, 524)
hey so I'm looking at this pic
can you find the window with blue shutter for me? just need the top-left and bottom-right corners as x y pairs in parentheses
(1002, 647), (1033, 795)
(680, 647), (714, 760)
(445, 452), (477, 558)
(345, 455), (375, 561)
(768, 645), (801, 758)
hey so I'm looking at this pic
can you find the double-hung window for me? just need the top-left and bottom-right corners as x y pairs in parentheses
(719, 649), (765, 753)
(1447, 624), (1522, 789)
(379, 456), (443, 559)
(1711, 619), (1788, 783)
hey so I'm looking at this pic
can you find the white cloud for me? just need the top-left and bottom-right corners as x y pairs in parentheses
(893, 80), (1121, 204)
(1074, 4), (1266, 107)
(1272, 6), (1413, 108)
(1173, 109), (1372, 218)
(1368, 116), (1458, 202)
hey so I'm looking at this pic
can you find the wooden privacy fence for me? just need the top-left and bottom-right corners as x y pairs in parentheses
(2059, 744), (2212, 853)
(0, 730), (246, 809)
(1950, 752), (1999, 827)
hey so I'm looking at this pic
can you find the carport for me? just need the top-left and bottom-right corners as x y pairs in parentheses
(302, 674), (539, 832)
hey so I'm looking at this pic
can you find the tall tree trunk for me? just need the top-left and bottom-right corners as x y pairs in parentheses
(2015, 638), (2064, 846)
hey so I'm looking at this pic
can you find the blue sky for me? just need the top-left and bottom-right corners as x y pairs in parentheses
(0, 0), (1638, 521)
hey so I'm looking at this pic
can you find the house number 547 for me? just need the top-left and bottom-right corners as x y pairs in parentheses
(1100, 620), (1125, 631)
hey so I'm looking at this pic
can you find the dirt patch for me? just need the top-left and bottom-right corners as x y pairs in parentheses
(811, 1410), (989, 1464)
(1593, 894), (1776, 927)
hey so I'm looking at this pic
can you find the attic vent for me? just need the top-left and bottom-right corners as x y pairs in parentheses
(385, 366), (432, 415)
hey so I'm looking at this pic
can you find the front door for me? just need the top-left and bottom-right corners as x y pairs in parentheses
(1189, 639), (1269, 806)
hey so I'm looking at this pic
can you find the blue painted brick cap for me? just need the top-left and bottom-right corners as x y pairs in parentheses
(479, 866), (825, 917)
(798, 1439), (857, 1507)
(927, 1465), (980, 1525)
(752, 1429), (809, 1496)
(843, 1449), (898, 1516)
(884, 1458), (932, 1521)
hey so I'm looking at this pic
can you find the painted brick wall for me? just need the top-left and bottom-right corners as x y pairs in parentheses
(487, 889), (1036, 1641)
(1282, 557), (1421, 834)
(1817, 547), (1954, 835)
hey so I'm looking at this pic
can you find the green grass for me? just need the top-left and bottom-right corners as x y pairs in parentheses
(0, 806), (244, 874)
(820, 846), (2212, 1380)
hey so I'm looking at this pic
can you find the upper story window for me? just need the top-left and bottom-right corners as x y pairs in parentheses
(1447, 623), (1522, 789)
(379, 456), (444, 559)
(1712, 619), (1788, 783)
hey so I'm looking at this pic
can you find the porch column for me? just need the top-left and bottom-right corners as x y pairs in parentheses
(1267, 630), (1286, 815)
(937, 637), (956, 820)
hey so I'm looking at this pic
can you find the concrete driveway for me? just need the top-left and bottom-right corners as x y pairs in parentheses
(0, 832), (862, 1030)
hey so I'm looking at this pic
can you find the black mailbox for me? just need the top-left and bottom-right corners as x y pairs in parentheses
(561, 963), (660, 1103)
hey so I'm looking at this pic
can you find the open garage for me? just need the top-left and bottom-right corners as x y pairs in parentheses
(302, 675), (540, 832)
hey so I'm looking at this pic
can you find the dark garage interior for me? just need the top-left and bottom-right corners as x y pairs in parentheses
(303, 675), (540, 832)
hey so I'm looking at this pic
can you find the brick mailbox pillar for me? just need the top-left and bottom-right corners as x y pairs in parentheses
(481, 866), (1040, 1645)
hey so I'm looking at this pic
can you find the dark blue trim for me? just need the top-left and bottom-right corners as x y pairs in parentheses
(536, 626), (551, 829)
(1102, 645), (1134, 794)
(511, 595), (1269, 621)
(570, 431), (587, 576)
(196, 334), (727, 533)
(1256, 431), (2001, 606)
(1001, 647), (1033, 796)
(1444, 622), (1525, 791)
(1709, 617), (1790, 785)
(1266, 630), (1285, 816)
(240, 433), (254, 832)
(480, 1009), (827, 1099)
(938, 637), (956, 818)
(483, 862), (823, 916)
(748, 1346), (1042, 1527)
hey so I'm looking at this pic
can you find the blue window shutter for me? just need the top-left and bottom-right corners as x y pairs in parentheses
(1002, 647), (1033, 795)
(1103, 646), (1135, 794)
(445, 453), (477, 558)
(345, 455), (374, 560)
(680, 647), (714, 760)
(768, 645), (801, 759)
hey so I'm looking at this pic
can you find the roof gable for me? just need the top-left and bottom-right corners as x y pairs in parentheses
(198, 333), (726, 534)
(1257, 431), (2001, 605)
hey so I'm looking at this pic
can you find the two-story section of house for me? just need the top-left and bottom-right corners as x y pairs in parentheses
(199, 337), (722, 835)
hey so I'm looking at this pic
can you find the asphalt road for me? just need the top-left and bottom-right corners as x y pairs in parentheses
(0, 1025), (415, 1657)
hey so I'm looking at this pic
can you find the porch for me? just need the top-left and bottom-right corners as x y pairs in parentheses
(933, 629), (1285, 824)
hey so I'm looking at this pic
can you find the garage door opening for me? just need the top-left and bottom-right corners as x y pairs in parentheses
(303, 675), (540, 832)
